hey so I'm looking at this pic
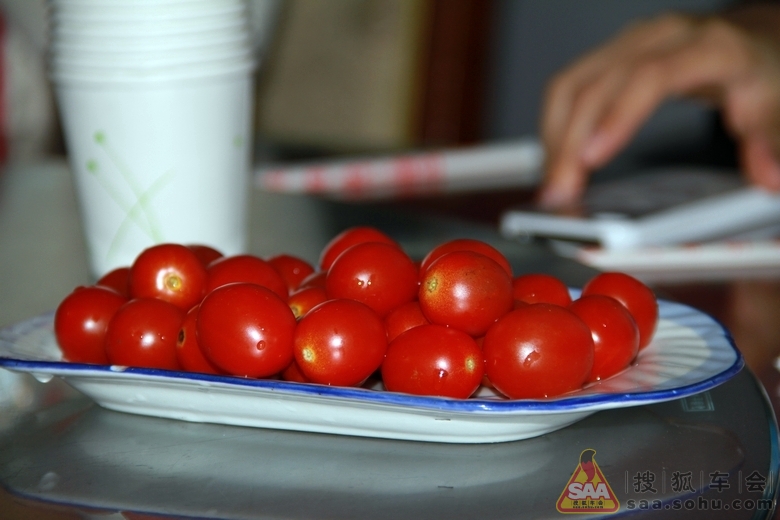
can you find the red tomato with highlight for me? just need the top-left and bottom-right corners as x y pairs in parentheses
(419, 251), (513, 337)
(582, 272), (658, 349)
(187, 244), (224, 266)
(483, 304), (594, 399)
(287, 286), (328, 319)
(197, 283), (296, 378)
(381, 325), (484, 399)
(129, 243), (207, 310)
(175, 305), (223, 374)
(384, 301), (429, 342)
(268, 254), (315, 292)
(54, 285), (128, 364)
(419, 238), (513, 278)
(512, 273), (572, 307)
(96, 267), (131, 297)
(318, 226), (399, 271)
(326, 242), (418, 317)
(293, 299), (387, 386)
(205, 254), (289, 299)
(569, 295), (639, 382)
(104, 298), (184, 370)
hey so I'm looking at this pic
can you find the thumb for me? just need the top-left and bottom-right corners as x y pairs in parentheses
(741, 135), (780, 191)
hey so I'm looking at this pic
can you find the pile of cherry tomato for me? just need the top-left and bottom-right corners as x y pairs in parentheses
(54, 227), (658, 400)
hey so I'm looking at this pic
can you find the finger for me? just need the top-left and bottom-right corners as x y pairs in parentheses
(541, 67), (638, 207)
(539, 15), (699, 207)
(542, 33), (696, 205)
(583, 19), (756, 169)
(537, 155), (590, 208)
(578, 60), (672, 169)
(541, 14), (695, 155)
(741, 135), (780, 191)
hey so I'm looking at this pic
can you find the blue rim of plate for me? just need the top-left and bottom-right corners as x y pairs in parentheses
(0, 299), (744, 415)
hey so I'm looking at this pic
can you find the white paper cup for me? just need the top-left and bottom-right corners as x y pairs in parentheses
(54, 71), (255, 277)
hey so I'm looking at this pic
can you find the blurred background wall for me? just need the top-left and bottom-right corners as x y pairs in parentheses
(255, 0), (739, 177)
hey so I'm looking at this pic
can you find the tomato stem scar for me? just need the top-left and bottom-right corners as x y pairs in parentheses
(166, 275), (182, 291)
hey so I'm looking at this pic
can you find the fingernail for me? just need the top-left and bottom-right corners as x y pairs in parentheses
(765, 160), (780, 191)
(537, 187), (573, 210)
(581, 131), (609, 165)
(746, 137), (780, 192)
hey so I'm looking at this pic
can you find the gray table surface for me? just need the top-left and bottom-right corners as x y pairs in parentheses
(0, 159), (776, 519)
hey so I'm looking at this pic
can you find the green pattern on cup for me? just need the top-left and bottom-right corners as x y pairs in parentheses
(87, 131), (173, 263)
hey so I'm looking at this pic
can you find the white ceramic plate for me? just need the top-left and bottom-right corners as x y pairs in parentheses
(0, 298), (742, 443)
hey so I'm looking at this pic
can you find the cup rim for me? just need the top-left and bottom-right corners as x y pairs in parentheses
(49, 5), (246, 24)
(49, 48), (254, 69)
(48, 40), (252, 56)
(49, 36), (251, 54)
(49, 56), (256, 85)
(49, 16), (247, 36)
(51, 38), (249, 54)
(49, 0), (240, 5)
(49, 27), (249, 47)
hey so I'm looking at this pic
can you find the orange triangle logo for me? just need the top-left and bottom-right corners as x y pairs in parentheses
(556, 449), (620, 514)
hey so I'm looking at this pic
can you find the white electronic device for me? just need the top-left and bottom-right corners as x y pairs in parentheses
(500, 168), (780, 250)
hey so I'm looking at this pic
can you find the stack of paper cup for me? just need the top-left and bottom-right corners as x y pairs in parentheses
(47, 0), (256, 277)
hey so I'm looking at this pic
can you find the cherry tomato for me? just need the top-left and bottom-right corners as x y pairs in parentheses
(512, 273), (572, 307)
(381, 324), (484, 399)
(281, 360), (310, 383)
(569, 295), (639, 382)
(175, 305), (223, 374)
(54, 285), (128, 364)
(287, 286), (328, 319)
(187, 244), (224, 266)
(96, 267), (131, 297)
(582, 272), (658, 349)
(483, 304), (594, 399)
(293, 299), (387, 386)
(104, 298), (184, 370)
(197, 283), (296, 377)
(419, 251), (513, 337)
(419, 238), (513, 278)
(297, 270), (327, 290)
(129, 243), (207, 310)
(384, 301), (429, 342)
(205, 254), (288, 299)
(326, 242), (418, 317)
(267, 254), (315, 293)
(318, 226), (399, 271)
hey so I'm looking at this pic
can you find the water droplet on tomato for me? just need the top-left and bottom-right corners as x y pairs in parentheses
(523, 351), (541, 368)
(437, 369), (448, 380)
(256, 340), (266, 351)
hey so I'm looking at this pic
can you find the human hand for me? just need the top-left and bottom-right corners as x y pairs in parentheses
(538, 6), (780, 208)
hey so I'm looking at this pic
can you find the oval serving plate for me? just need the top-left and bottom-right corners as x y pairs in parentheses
(0, 298), (742, 443)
